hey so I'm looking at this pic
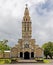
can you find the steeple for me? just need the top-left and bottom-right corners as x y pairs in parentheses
(22, 4), (32, 39)
(23, 4), (31, 22)
(24, 4), (29, 16)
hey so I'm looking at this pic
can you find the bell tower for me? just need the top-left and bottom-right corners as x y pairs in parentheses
(22, 4), (32, 39)
(13, 4), (44, 60)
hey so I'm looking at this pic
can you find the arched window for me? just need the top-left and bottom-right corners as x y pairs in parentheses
(27, 27), (29, 31)
(24, 18), (25, 21)
(26, 18), (27, 21)
(25, 27), (26, 31)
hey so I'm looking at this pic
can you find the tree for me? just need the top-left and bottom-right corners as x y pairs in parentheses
(42, 42), (53, 59)
(0, 40), (10, 52)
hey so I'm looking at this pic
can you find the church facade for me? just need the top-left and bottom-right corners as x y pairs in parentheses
(11, 5), (44, 60)
(0, 5), (44, 60)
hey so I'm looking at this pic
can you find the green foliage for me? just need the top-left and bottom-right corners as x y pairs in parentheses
(42, 42), (53, 59)
(43, 59), (50, 63)
(0, 59), (11, 64)
(0, 40), (10, 52)
(0, 59), (5, 64)
(5, 59), (11, 64)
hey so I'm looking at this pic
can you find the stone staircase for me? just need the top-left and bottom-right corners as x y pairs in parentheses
(17, 59), (37, 63)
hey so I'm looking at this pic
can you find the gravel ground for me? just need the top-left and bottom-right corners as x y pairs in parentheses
(1, 63), (53, 65)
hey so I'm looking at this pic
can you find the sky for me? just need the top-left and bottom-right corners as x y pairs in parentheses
(0, 0), (53, 47)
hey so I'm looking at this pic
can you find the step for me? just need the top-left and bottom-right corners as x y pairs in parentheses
(17, 59), (37, 63)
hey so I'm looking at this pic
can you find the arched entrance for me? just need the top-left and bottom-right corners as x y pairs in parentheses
(24, 52), (30, 59)
(20, 52), (23, 58)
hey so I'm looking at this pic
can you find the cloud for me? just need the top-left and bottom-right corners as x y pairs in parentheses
(30, 0), (53, 46)
(36, 0), (53, 16)
(0, 0), (53, 47)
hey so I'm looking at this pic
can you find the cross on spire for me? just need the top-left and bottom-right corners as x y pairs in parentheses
(26, 4), (28, 8)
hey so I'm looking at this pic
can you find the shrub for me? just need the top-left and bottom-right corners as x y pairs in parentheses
(0, 59), (11, 64)
(43, 59), (50, 63)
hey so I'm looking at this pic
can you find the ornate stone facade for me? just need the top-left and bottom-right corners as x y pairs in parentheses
(11, 5), (44, 59)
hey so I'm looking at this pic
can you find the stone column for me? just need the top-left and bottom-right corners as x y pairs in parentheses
(23, 52), (24, 59)
(30, 52), (31, 59)
(34, 52), (36, 58)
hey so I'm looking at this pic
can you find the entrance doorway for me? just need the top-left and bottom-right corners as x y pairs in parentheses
(24, 52), (30, 59)
(20, 52), (23, 58)
(31, 52), (34, 58)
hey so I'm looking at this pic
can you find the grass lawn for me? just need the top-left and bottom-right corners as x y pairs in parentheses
(0, 59), (11, 64)
(35, 58), (51, 63)
(43, 59), (51, 63)
(39, 59), (51, 63)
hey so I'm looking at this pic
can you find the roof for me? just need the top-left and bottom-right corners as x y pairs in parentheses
(4, 50), (10, 52)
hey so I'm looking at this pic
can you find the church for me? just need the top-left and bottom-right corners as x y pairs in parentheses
(11, 5), (44, 60)
(0, 5), (44, 61)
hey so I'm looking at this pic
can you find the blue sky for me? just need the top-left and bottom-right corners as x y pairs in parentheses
(0, 0), (53, 47)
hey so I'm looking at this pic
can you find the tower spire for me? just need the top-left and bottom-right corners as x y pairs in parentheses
(24, 4), (29, 16)
(22, 4), (32, 39)
(23, 4), (31, 22)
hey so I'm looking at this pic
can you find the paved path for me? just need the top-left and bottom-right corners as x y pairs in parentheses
(3, 63), (53, 65)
